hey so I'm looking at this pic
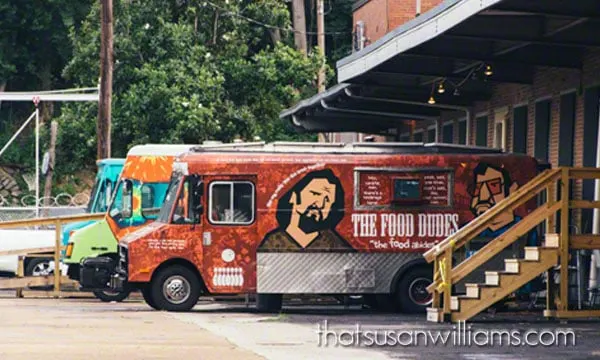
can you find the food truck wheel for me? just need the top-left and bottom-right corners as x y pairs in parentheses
(141, 287), (161, 310)
(93, 289), (131, 302)
(256, 294), (282, 313)
(151, 265), (200, 312)
(397, 267), (433, 313)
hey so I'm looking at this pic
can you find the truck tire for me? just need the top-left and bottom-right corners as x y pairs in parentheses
(25, 257), (54, 291)
(141, 287), (161, 310)
(256, 294), (282, 313)
(93, 289), (131, 302)
(396, 267), (433, 313)
(151, 265), (200, 312)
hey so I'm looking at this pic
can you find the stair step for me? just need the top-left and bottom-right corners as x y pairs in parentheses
(525, 246), (540, 261)
(485, 271), (500, 285)
(464, 283), (497, 298)
(504, 259), (520, 273)
(451, 249), (559, 322)
(545, 233), (560, 248)
(464, 283), (480, 298)
(451, 295), (478, 311)
(451, 296), (459, 311)
(426, 307), (443, 322)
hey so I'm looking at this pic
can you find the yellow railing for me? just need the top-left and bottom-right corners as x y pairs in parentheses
(0, 213), (105, 297)
(424, 167), (600, 319)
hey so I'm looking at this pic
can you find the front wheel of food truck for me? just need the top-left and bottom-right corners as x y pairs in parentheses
(141, 287), (161, 310)
(256, 294), (282, 313)
(93, 289), (131, 303)
(396, 267), (433, 313)
(151, 265), (201, 312)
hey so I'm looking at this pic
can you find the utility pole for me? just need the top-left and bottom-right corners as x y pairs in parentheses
(98, 0), (113, 159)
(292, 0), (307, 54)
(317, 0), (327, 142)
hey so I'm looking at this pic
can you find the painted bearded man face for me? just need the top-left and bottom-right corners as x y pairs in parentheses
(470, 163), (519, 231)
(290, 178), (337, 233)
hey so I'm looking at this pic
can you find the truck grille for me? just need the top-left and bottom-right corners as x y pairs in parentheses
(118, 245), (128, 276)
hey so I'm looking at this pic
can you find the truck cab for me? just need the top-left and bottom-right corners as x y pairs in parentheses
(64, 145), (196, 301)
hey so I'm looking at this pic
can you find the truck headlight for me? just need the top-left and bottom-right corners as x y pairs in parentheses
(65, 243), (74, 258)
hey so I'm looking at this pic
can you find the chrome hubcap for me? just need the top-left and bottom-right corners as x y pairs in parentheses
(32, 262), (53, 276)
(408, 277), (433, 306)
(163, 275), (191, 304)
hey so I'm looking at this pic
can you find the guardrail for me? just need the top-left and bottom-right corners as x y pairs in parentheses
(0, 213), (105, 297)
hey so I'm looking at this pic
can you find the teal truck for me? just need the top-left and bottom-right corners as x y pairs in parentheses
(20, 159), (124, 281)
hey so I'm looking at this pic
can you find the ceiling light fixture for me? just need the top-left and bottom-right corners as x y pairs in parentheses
(484, 64), (493, 76)
(437, 82), (445, 94)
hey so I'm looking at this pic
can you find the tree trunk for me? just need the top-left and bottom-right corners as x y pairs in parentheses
(269, 29), (281, 45)
(292, 0), (307, 54)
(42, 121), (58, 216)
(98, 0), (113, 160)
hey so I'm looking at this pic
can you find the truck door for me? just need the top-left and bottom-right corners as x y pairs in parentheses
(201, 175), (257, 293)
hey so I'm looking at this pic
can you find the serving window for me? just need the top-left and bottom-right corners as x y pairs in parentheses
(354, 167), (453, 210)
(392, 177), (422, 204)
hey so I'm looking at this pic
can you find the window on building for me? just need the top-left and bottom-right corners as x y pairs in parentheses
(427, 128), (436, 143)
(442, 122), (454, 143)
(559, 92), (576, 166)
(476, 116), (488, 147)
(582, 87), (600, 234)
(534, 99), (551, 161)
(458, 119), (467, 145)
(512, 106), (528, 154)
(209, 181), (255, 225)
(414, 132), (424, 142)
(493, 107), (508, 150)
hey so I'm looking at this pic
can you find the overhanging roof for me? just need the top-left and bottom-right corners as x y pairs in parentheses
(281, 0), (600, 133)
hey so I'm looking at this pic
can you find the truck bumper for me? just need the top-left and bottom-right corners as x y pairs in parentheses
(79, 256), (115, 291)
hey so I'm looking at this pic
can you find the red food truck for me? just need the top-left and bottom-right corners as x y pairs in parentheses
(81, 142), (541, 312)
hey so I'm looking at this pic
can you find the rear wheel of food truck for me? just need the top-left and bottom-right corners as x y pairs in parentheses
(141, 287), (161, 310)
(396, 266), (433, 313)
(256, 294), (282, 313)
(151, 265), (200, 312)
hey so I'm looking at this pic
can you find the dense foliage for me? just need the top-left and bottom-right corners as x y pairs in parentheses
(0, 0), (353, 178)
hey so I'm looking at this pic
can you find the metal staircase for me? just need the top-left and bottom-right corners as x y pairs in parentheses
(424, 168), (600, 322)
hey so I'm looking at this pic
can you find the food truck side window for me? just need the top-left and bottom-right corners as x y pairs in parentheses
(171, 176), (202, 225)
(209, 181), (255, 225)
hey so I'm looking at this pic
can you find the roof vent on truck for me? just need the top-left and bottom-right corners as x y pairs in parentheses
(190, 141), (505, 154)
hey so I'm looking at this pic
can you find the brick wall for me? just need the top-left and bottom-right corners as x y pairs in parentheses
(353, 0), (443, 43)
(463, 48), (600, 228)
(353, 0), (389, 43)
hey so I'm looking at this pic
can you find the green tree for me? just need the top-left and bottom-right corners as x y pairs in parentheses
(58, 0), (323, 174)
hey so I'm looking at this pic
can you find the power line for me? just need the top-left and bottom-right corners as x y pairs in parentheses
(202, 0), (349, 36)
